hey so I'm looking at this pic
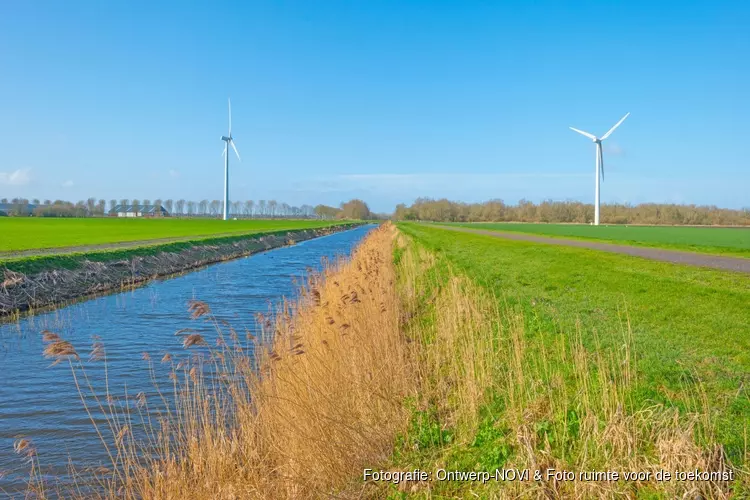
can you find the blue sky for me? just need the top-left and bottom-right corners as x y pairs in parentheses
(0, 1), (748, 213)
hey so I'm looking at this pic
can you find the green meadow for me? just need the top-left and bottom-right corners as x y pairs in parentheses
(397, 222), (750, 471)
(448, 222), (750, 257)
(0, 218), (341, 253)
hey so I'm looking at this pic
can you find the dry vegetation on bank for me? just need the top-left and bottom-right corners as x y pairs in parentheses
(28, 224), (410, 498)
(22, 223), (747, 498)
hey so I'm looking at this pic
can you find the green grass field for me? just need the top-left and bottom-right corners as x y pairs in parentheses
(0, 218), (341, 253)
(447, 222), (750, 257)
(397, 222), (750, 466)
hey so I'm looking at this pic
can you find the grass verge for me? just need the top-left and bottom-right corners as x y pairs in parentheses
(398, 223), (749, 461)
(385, 225), (747, 497)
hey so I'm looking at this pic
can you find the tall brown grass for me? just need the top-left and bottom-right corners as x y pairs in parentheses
(26, 222), (747, 498)
(34, 223), (411, 498)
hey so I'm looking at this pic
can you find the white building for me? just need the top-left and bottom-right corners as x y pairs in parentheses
(109, 204), (169, 218)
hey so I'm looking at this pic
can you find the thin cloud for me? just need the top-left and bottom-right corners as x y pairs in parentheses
(61, 180), (74, 188)
(294, 172), (589, 198)
(340, 174), (419, 181)
(0, 168), (31, 186)
(338, 172), (588, 182)
(603, 143), (625, 156)
(169, 169), (180, 179)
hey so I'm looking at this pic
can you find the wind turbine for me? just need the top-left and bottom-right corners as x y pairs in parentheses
(570, 112), (630, 225)
(221, 98), (241, 221)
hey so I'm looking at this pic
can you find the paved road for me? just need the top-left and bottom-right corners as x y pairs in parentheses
(437, 226), (750, 274)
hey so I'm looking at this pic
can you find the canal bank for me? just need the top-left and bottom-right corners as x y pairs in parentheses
(0, 224), (375, 493)
(0, 223), (363, 317)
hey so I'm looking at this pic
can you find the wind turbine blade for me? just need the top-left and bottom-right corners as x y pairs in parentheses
(221, 144), (227, 157)
(598, 144), (604, 180)
(228, 98), (232, 135)
(600, 112), (630, 140)
(230, 140), (241, 161)
(569, 127), (596, 140)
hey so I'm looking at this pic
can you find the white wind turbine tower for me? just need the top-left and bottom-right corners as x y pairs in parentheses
(570, 112), (630, 225)
(221, 98), (241, 221)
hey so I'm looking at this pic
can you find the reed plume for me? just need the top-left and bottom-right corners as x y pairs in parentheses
(187, 300), (211, 319)
(183, 333), (207, 348)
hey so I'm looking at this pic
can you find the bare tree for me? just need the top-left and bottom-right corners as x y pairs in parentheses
(209, 200), (220, 216)
(339, 199), (371, 220)
(74, 200), (86, 217)
(175, 199), (185, 215)
(109, 199), (117, 212)
(315, 204), (340, 219)
(8, 198), (30, 216)
(131, 199), (141, 216)
(164, 199), (174, 214)
(244, 200), (254, 217)
(389, 198), (750, 225)
(199, 200), (208, 216)
(268, 200), (278, 218)
(187, 201), (196, 215)
(97, 199), (106, 215)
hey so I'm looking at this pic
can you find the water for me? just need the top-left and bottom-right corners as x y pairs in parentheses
(0, 225), (374, 493)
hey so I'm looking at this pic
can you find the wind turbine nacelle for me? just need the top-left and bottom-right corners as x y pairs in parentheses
(221, 136), (230, 141)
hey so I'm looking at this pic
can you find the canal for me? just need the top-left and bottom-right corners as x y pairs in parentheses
(0, 225), (374, 493)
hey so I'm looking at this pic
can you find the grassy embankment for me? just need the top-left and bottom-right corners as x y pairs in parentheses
(0, 219), (348, 275)
(387, 222), (749, 497)
(28, 222), (748, 498)
(447, 221), (750, 257)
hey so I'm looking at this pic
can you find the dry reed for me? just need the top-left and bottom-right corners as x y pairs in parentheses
(40, 223), (411, 498)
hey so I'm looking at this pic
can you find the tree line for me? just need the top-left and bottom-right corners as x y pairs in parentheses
(393, 198), (750, 226)
(0, 197), (376, 220)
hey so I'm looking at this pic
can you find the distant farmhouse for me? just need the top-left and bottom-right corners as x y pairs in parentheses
(0, 202), (39, 216)
(109, 204), (169, 218)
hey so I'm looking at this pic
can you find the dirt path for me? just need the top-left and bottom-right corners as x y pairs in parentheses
(437, 226), (750, 274)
